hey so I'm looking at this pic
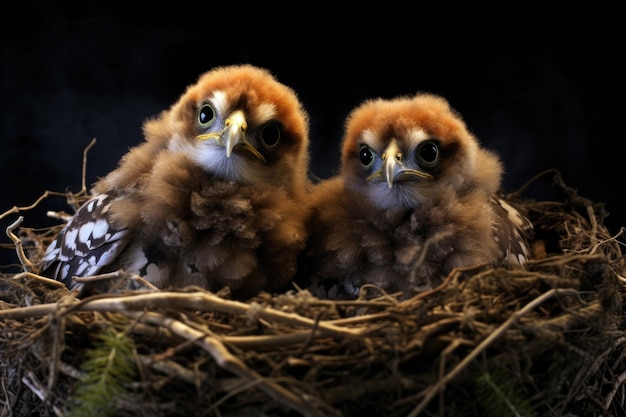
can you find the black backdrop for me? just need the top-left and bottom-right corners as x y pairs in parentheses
(1, 5), (623, 271)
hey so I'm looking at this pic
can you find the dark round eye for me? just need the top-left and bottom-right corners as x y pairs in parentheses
(260, 123), (281, 148)
(417, 141), (440, 166)
(359, 145), (375, 167)
(198, 104), (216, 127)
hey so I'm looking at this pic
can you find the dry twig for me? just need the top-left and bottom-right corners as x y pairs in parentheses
(0, 168), (624, 417)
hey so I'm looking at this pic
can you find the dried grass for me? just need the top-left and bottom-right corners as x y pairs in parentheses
(1, 163), (625, 417)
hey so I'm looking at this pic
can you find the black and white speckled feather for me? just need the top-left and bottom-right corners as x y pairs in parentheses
(41, 193), (129, 288)
(491, 195), (533, 266)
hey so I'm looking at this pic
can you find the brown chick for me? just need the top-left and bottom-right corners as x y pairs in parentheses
(296, 92), (533, 300)
(40, 64), (311, 300)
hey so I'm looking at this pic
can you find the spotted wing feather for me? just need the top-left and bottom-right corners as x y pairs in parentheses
(40, 193), (129, 290)
(491, 196), (534, 266)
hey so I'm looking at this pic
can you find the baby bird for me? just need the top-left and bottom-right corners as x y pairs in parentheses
(40, 64), (311, 300)
(297, 92), (533, 300)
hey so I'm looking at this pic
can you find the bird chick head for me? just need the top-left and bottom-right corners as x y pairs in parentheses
(143, 64), (310, 195)
(340, 93), (502, 210)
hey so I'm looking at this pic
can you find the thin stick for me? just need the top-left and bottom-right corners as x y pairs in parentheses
(21, 372), (63, 417)
(0, 291), (364, 338)
(5, 216), (35, 272)
(0, 139), (97, 221)
(407, 288), (581, 417)
(0, 191), (68, 221)
(81, 138), (97, 195)
(509, 168), (560, 197)
(71, 270), (159, 290)
(1, 373), (15, 416)
(9, 271), (66, 288)
(46, 312), (64, 394)
(605, 370), (626, 410)
(133, 311), (336, 417)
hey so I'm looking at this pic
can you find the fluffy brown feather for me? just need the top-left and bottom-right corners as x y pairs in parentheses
(40, 64), (311, 300)
(297, 93), (533, 300)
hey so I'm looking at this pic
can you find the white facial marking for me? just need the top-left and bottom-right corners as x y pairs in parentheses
(254, 102), (277, 125)
(211, 91), (228, 116)
(361, 127), (429, 153)
(407, 128), (429, 148)
(361, 130), (379, 151)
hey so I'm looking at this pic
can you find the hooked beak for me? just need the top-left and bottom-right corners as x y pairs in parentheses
(196, 110), (266, 163)
(368, 139), (433, 188)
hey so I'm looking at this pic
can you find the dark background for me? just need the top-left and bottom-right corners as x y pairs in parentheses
(1, 5), (623, 271)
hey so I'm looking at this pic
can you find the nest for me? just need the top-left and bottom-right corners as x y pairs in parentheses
(1, 168), (625, 417)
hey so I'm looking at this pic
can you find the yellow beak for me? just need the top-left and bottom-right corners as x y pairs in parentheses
(196, 110), (266, 163)
(367, 139), (433, 188)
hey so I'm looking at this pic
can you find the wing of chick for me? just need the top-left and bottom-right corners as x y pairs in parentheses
(40, 64), (311, 299)
(297, 93), (533, 300)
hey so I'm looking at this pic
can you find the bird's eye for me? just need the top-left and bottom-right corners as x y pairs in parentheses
(359, 145), (375, 168)
(260, 123), (281, 149)
(198, 104), (216, 127)
(417, 141), (440, 166)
